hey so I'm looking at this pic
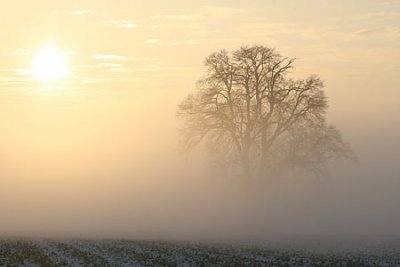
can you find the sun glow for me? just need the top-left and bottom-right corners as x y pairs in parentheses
(32, 46), (70, 82)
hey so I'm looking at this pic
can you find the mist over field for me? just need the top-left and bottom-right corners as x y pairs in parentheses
(0, 88), (398, 241)
(0, 0), (399, 248)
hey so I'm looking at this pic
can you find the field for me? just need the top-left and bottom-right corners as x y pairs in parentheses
(0, 238), (400, 266)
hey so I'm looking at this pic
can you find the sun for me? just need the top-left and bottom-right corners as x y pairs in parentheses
(32, 45), (70, 82)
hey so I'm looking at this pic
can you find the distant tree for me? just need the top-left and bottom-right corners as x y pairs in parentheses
(178, 45), (353, 180)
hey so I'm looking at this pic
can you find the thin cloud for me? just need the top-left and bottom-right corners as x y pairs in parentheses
(98, 63), (124, 68)
(93, 54), (135, 61)
(0, 73), (33, 88)
(106, 65), (163, 72)
(2, 49), (31, 56)
(72, 10), (97, 15)
(150, 14), (201, 21)
(81, 77), (144, 84)
(355, 27), (384, 36)
(148, 6), (247, 31)
(350, 11), (400, 21)
(107, 20), (137, 29)
(121, 23), (137, 29)
(144, 39), (161, 45)
(352, 26), (400, 39)
(0, 68), (32, 76)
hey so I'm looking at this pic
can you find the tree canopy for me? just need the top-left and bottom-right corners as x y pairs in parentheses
(178, 45), (353, 179)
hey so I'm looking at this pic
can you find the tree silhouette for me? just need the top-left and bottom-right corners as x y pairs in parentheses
(178, 45), (353, 179)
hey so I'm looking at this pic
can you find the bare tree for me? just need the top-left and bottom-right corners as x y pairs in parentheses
(178, 45), (353, 180)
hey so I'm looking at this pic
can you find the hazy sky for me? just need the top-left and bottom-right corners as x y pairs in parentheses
(0, 0), (399, 239)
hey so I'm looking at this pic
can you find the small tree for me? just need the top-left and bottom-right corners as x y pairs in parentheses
(178, 45), (353, 179)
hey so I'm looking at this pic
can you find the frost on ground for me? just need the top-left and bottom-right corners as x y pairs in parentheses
(0, 238), (399, 266)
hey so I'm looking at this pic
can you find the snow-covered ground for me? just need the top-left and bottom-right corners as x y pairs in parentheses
(0, 238), (399, 266)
